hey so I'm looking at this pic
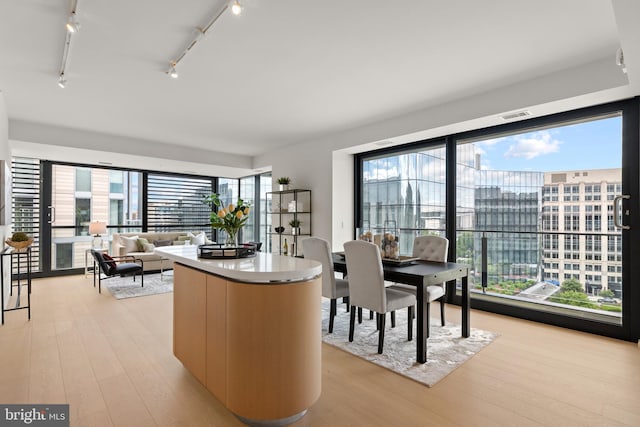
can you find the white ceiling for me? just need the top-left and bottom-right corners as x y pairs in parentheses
(1, 0), (639, 175)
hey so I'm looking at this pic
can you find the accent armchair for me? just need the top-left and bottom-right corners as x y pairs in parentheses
(90, 249), (144, 294)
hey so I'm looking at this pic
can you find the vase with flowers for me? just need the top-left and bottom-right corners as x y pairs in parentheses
(204, 193), (251, 247)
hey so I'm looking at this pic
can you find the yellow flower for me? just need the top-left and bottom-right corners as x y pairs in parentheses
(243, 207), (250, 215)
(228, 204), (235, 212)
(236, 211), (244, 218)
(217, 209), (226, 218)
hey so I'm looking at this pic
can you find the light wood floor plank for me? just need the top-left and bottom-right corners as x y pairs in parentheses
(0, 274), (638, 427)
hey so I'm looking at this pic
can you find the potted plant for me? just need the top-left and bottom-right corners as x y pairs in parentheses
(5, 231), (34, 250)
(277, 176), (291, 191)
(289, 219), (301, 235)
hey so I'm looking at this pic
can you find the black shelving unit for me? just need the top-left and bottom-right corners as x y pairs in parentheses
(1, 246), (32, 324)
(266, 189), (311, 257)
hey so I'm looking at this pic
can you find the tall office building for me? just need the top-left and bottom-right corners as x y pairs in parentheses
(541, 168), (622, 296)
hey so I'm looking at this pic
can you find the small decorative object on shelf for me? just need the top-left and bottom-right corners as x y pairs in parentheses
(203, 193), (251, 247)
(289, 219), (301, 235)
(283, 238), (288, 256)
(274, 226), (285, 234)
(277, 176), (291, 191)
(5, 231), (34, 251)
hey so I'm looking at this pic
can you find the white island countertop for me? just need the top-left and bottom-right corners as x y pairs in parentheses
(155, 245), (322, 284)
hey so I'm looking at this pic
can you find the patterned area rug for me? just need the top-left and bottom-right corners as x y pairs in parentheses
(321, 299), (498, 387)
(103, 272), (173, 299)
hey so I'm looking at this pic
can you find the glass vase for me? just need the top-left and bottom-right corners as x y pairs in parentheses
(225, 229), (239, 247)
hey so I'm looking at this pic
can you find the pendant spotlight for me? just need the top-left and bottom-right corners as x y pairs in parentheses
(168, 63), (179, 79)
(231, 0), (243, 16)
(58, 74), (67, 88)
(166, 1), (243, 79)
(65, 10), (80, 33)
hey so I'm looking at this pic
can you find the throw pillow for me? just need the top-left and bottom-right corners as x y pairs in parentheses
(153, 239), (172, 247)
(177, 236), (191, 242)
(187, 231), (207, 246)
(172, 240), (186, 246)
(143, 243), (156, 252)
(120, 235), (139, 254)
(102, 253), (117, 270)
(136, 237), (150, 251)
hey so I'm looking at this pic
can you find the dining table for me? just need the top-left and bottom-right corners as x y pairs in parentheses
(332, 253), (470, 364)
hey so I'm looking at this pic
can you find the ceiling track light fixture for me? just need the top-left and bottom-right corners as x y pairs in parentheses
(58, 0), (79, 88)
(166, 1), (242, 79)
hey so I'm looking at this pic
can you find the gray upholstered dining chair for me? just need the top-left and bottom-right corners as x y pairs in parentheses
(302, 237), (349, 333)
(343, 240), (416, 354)
(388, 235), (449, 336)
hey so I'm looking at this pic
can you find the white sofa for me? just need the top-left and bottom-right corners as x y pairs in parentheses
(112, 231), (210, 271)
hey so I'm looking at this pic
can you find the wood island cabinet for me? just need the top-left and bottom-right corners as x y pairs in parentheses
(172, 262), (321, 425)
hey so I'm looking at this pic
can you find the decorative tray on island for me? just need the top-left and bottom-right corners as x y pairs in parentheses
(198, 244), (257, 259)
(381, 256), (419, 266)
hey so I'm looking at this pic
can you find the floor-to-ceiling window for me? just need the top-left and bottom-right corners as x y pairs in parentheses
(359, 145), (447, 255)
(356, 98), (640, 341)
(456, 115), (624, 325)
(12, 160), (268, 276)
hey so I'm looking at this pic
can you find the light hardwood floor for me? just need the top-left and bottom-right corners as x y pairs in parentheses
(0, 275), (638, 426)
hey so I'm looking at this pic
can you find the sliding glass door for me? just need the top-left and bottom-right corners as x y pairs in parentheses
(48, 164), (144, 272)
(456, 113), (626, 325)
(356, 98), (640, 341)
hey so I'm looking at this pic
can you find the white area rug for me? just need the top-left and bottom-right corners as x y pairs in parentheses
(321, 299), (498, 387)
(104, 272), (173, 299)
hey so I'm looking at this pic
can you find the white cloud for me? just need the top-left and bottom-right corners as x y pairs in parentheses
(476, 137), (506, 148)
(504, 131), (561, 159)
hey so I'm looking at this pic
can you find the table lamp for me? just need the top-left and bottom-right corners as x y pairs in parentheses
(89, 221), (107, 249)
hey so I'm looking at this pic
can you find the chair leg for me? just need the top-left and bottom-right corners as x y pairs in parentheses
(344, 296), (349, 312)
(408, 306), (414, 341)
(426, 302), (431, 338)
(377, 312), (386, 354)
(391, 310), (396, 328)
(358, 307), (363, 324)
(440, 297), (445, 326)
(349, 306), (356, 342)
(329, 298), (337, 333)
(369, 310), (374, 320)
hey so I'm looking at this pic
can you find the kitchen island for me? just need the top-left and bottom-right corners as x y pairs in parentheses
(155, 245), (322, 426)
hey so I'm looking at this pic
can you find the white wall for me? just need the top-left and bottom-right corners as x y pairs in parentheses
(0, 93), (11, 308)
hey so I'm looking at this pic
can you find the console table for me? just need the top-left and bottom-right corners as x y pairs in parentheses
(1, 246), (32, 325)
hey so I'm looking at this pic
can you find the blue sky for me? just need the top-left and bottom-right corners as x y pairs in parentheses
(476, 116), (622, 172)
